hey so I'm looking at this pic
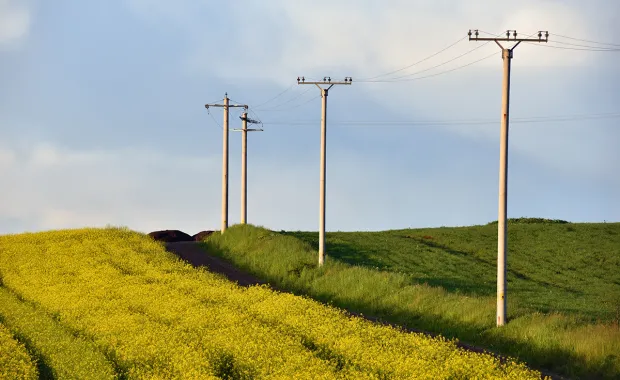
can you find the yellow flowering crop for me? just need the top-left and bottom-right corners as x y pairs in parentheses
(0, 322), (38, 380)
(0, 287), (116, 379)
(0, 227), (547, 379)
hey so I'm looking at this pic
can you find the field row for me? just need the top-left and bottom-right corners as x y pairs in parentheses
(0, 227), (544, 379)
(0, 321), (38, 379)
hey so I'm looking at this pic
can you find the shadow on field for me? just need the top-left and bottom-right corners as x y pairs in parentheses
(287, 232), (496, 297)
(285, 232), (388, 269)
(407, 235), (582, 296)
(291, 231), (580, 299)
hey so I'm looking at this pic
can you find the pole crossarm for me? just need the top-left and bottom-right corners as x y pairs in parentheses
(232, 129), (263, 132)
(468, 29), (549, 43)
(205, 104), (248, 109)
(297, 76), (352, 87)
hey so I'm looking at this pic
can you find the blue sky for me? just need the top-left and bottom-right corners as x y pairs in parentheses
(0, 0), (618, 234)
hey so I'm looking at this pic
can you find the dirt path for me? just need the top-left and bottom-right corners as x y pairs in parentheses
(165, 242), (266, 287)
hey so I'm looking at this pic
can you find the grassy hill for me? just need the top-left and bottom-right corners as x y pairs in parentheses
(202, 220), (620, 379)
(0, 227), (544, 379)
(289, 219), (620, 322)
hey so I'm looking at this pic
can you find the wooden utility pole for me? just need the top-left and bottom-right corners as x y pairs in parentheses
(232, 112), (263, 224)
(469, 29), (548, 326)
(205, 94), (248, 233)
(297, 76), (352, 266)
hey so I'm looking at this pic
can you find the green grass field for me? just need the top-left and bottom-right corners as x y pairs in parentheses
(288, 220), (620, 322)
(202, 220), (620, 380)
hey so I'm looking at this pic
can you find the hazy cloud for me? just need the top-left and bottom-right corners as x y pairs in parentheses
(0, 0), (30, 47)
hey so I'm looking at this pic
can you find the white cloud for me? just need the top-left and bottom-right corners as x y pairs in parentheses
(0, 140), (500, 235)
(0, 143), (221, 234)
(0, 147), (15, 169)
(0, 0), (31, 47)
(131, 0), (601, 86)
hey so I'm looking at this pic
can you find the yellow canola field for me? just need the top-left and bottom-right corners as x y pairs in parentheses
(0, 227), (547, 379)
(0, 322), (38, 379)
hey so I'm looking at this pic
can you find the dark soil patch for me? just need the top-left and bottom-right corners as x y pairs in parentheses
(148, 230), (194, 243)
(165, 242), (265, 287)
(193, 231), (215, 241)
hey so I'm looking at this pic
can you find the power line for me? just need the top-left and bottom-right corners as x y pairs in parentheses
(206, 109), (223, 129)
(255, 88), (314, 111)
(360, 50), (498, 83)
(551, 33), (620, 47)
(547, 40), (620, 50)
(359, 41), (494, 83)
(255, 87), (312, 110)
(247, 107), (264, 125)
(525, 42), (620, 52)
(250, 84), (296, 109)
(260, 111), (620, 127)
(359, 36), (467, 81)
(255, 96), (321, 114)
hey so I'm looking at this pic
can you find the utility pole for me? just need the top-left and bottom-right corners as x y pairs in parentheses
(297, 76), (352, 266)
(205, 94), (248, 233)
(469, 29), (548, 326)
(232, 112), (263, 224)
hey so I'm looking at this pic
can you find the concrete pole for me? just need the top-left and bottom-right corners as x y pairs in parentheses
(497, 48), (512, 327)
(319, 88), (328, 266)
(221, 95), (229, 233)
(241, 112), (248, 224)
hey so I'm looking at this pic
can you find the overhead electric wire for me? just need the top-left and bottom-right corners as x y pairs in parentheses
(361, 50), (498, 83)
(247, 108), (264, 125)
(381, 41), (493, 81)
(545, 40), (620, 50)
(255, 87), (314, 111)
(250, 84), (296, 110)
(359, 36), (467, 81)
(551, 33), (620, 47)
(257, 95), (320, 113)
(260, 111), (620, 127)
(206, 109), (223, 129)
(525, 42), (620, 52)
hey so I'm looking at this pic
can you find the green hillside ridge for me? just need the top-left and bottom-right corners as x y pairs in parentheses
(201, 220), (620, 380)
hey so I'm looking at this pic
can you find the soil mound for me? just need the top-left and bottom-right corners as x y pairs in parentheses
(148, 230), (194, 243)
(193, 230), (215, 241)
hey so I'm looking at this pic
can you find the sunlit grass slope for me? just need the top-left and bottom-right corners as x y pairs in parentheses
(202, 222), (620, 380)
(0, 322), (37, 380)
(0, 227), (544, 379)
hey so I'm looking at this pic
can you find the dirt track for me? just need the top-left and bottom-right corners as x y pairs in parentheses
(165, 241), (266, 287)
